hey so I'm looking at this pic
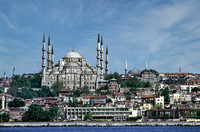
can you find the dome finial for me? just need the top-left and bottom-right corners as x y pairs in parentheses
(72, 46), (75, 52)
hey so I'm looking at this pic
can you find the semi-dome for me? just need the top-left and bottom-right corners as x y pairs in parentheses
(65, 50), (82, 58)
(128, 68), (141, 76)
(66, 62), (79, 67)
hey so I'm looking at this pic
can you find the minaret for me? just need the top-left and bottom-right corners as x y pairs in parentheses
(105, 46), (108, 75)
(125, 61), (127, 74)
(96, 33), (101, 88)
(145, 61), (148, 70)
(3, 71), (6, 79)
(51, 44), (54, 68)
(13, 66), (15, 78)
(42, 33), (46, 86)
(100, 36), (103, 79)
(1, 95), (5, 110)
(179, 67), (181, 73)
(47, 36), (51, 70)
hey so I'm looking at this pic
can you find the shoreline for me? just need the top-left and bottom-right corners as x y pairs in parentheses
(1, 122), (200, 127)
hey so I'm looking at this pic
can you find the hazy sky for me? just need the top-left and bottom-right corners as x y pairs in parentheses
(1, 0), (200, 77)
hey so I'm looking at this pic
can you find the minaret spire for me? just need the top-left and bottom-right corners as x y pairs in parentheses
(100, 36), (103, 79)
(105, 46), (109, 75)
(3, 71), (6, 79)
(1, 95), (5, 110)
(96, 33), (101, 89)
(51, 44), (54, 68)
(13, 66), (15, 78)
(125, 61), (127, 74)
(42, 32), (46, 86)
(47, 36), (51, 70)
(145, 61), (148, 70)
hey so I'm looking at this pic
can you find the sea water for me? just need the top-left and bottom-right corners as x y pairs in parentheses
(1, 126), (200, 132)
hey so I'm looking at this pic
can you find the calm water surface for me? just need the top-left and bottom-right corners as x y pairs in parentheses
(1, 126), (200, 132)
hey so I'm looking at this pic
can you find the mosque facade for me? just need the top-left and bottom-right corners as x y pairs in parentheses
(41, 33), (108, 91)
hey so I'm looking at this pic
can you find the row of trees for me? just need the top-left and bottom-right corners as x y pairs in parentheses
(8, 98), (25, 107)
(8, 81), (65, 99)
(0, 113), (10, 122)
(11, 73), (42, 90)
(22, 104), (58, 122)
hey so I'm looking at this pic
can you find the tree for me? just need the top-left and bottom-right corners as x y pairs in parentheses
(169, 84), (175, 89)
(125, 92), (131, 100)
(51, 82), (65, 96)
(15, 88), (38, 99)
(73, 97), (78, 107)
(107, 98), (112, 103)
(0, 113), (10, 122)
(22, 104), (58, 122)
(9, 72), (42, 97)
(74, 90), (81, 97)
(130, 87), (136, 92)
(120, 81), (127, 87)
(8, 98), (25, 107)
(163, 114), (169, 119)
(161, 87), (169, 103)
(22, 104), (44, 121)
(30, 73), (42, 88)
(69, 97), (73, 107)
(46, 106), (59, 121)
(105, 72), (122, 84)
(125, 77), (141, 88)
(81, 85), (90, 95)
(192, 87), (200, 93)
(197, 110), (200, 119)
(37, 86), (56, 97)
(84, 113), (93, 121)
(144, 81), (152, 87)
(69, 97), (78, 107)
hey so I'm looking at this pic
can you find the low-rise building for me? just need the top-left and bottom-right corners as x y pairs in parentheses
(58, 89), (74, 97)
(154, 96), (164, 109)
(113, 93), (126, 102)
(108, 78), (120, 93)
(65, 107), (136, 121)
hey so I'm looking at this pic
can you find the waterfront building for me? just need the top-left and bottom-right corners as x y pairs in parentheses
(65, 106), (136, 121)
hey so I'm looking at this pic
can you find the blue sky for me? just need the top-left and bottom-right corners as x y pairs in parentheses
(1, 0), (200, 77)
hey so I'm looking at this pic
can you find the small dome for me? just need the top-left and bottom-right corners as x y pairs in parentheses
(128, 68), (141, 76)
(65, 51), (82, 58)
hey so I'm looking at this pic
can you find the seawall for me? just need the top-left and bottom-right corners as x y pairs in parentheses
(1, 122), (200, 127)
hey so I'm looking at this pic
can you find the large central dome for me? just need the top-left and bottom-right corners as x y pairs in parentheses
(65, 50), (82, 58)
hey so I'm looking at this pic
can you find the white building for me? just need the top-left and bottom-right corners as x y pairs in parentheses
(154, 96), (164, 109)
(41, 33), (109, 91)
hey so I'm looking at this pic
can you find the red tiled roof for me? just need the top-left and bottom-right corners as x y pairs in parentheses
(141, 94), (154, 98)
(83, 96), (93, 99)
(91, 96), (106, 99)
(59, 89), (73, 92)
(94, 102), (104, 104)
(114, 93), (125, 97)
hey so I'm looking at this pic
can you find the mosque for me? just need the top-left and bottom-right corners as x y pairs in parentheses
(41, 33), (108, 91)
